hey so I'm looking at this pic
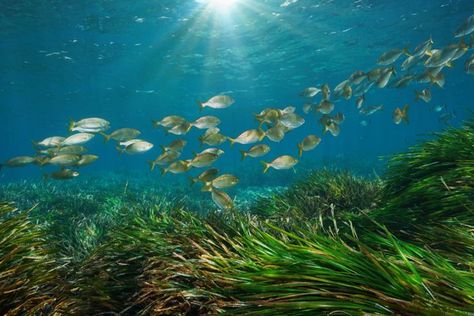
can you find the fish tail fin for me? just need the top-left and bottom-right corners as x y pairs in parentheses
(159, 145), (167, 153)
(31, 140), (39, 148)
(160, 167), (168, 175)
(68, 119), (75, 132)
(240, 150), (247, 161)
(189, 176), (197, 186)
(37, 157), (49, 166)
(402, 47), (411, 57)
(196, 100), (204, 112)
(228, 137), (236, 147)
(100, 132), (111, 143)
(297, 143), (304, 158)
(402, 104), (410, 124)
(147, 160), (155, 172)
(261, 161), (270, 174)
(201, 183), (212, 192)
(151, 120), (159, 128)
(446, 61), (454, 68)
(185, 124), (192, 134)
(116, 146), (125, 154)
(415, 91), (420, 101)
(424, 50), (432, 57)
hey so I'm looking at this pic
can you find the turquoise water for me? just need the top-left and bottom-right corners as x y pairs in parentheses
(0, 0), (473, 200)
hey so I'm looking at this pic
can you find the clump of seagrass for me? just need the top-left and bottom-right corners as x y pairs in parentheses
(197, 217), (474, 315)
(0, 202), (63, 315)
(378, 120), (474, 226)
(121, 208), (474, 315)
(252, 169), (382, 219)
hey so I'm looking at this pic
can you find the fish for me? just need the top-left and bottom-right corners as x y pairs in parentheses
(356, 95), (365, 109)
(166, 122), (192, 135)
(280, 112), (305, 129)
(261, 155), (298, 173)
(191, 116), (221, 129)
(189, 152), (219, 168)
(255, 108), (281, 125)
(56, 145), (88, 155)
(160, 139), (187, 153)
(118, 141), (153, 154)
(377, 48), (409, 65)
(48, 154), (82, 166)
(359, 105), (383, 116)
(431, 104), (446, 112)
(198, 95), (235, 110)
(376, 67), (395, 88)
(454, 14), (474, 38)
(101, 128), (141, 142)
(265, 123), (288, 142)
(61, 133), (95, 146)
(430, 72), (445, 89)
(228, 129), (265, 146)
(412, 36), (433, 57)
(353, 81), (374, 97)
(152, 115), (187, 128)
(425, 40), (467, 68)
(1, 156), (37, 169)
(316, 100), (335, 114)
(69, 117), (110, 133)
(332, 112), (345, 124)
(416, 71), (434, 84)
(393, 104), (410, 125)
(33, 136), (65, 148)
(189, 168), (219, 186)
(401, 54), (422, 71)
(297, 135), (321, 157)
(199, 128), (227, 146)
(348, 71), (367, 85)
(45, 168), (79, 180)
(342, 84), (352, 100)
(118, 139), (144, 147)
(325, 122), (340, 137)
(303, 103), (314, 114)
(415, 89), (432, 103)
(161, 160), (191, 175)
(197, 148), (225, 157)
(321, 84), (331, 100)
(75, 155), (99, 167)
(211, 188), (234, 209)
(390, 75), (415, 88)
(465, 53), (474, 74)
(148, 150), (181, 171)
(367, 68), (384, 82)
(202, 174), (239, 191)
(281, 106), (296, 114)
(334, 80), (352, 100)
(240, 144), (271, 160)
(300, 87), (321, 98)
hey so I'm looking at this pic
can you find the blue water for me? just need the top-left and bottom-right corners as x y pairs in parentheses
(0, 0), (473, 191)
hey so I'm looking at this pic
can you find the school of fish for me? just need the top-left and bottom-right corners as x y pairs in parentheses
(2, 14), (474, 209)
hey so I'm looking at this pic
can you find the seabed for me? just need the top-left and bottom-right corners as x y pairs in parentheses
(0, 120), (473, 315)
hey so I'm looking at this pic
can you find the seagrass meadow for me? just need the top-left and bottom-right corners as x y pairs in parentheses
(0, 119), (473, 315)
